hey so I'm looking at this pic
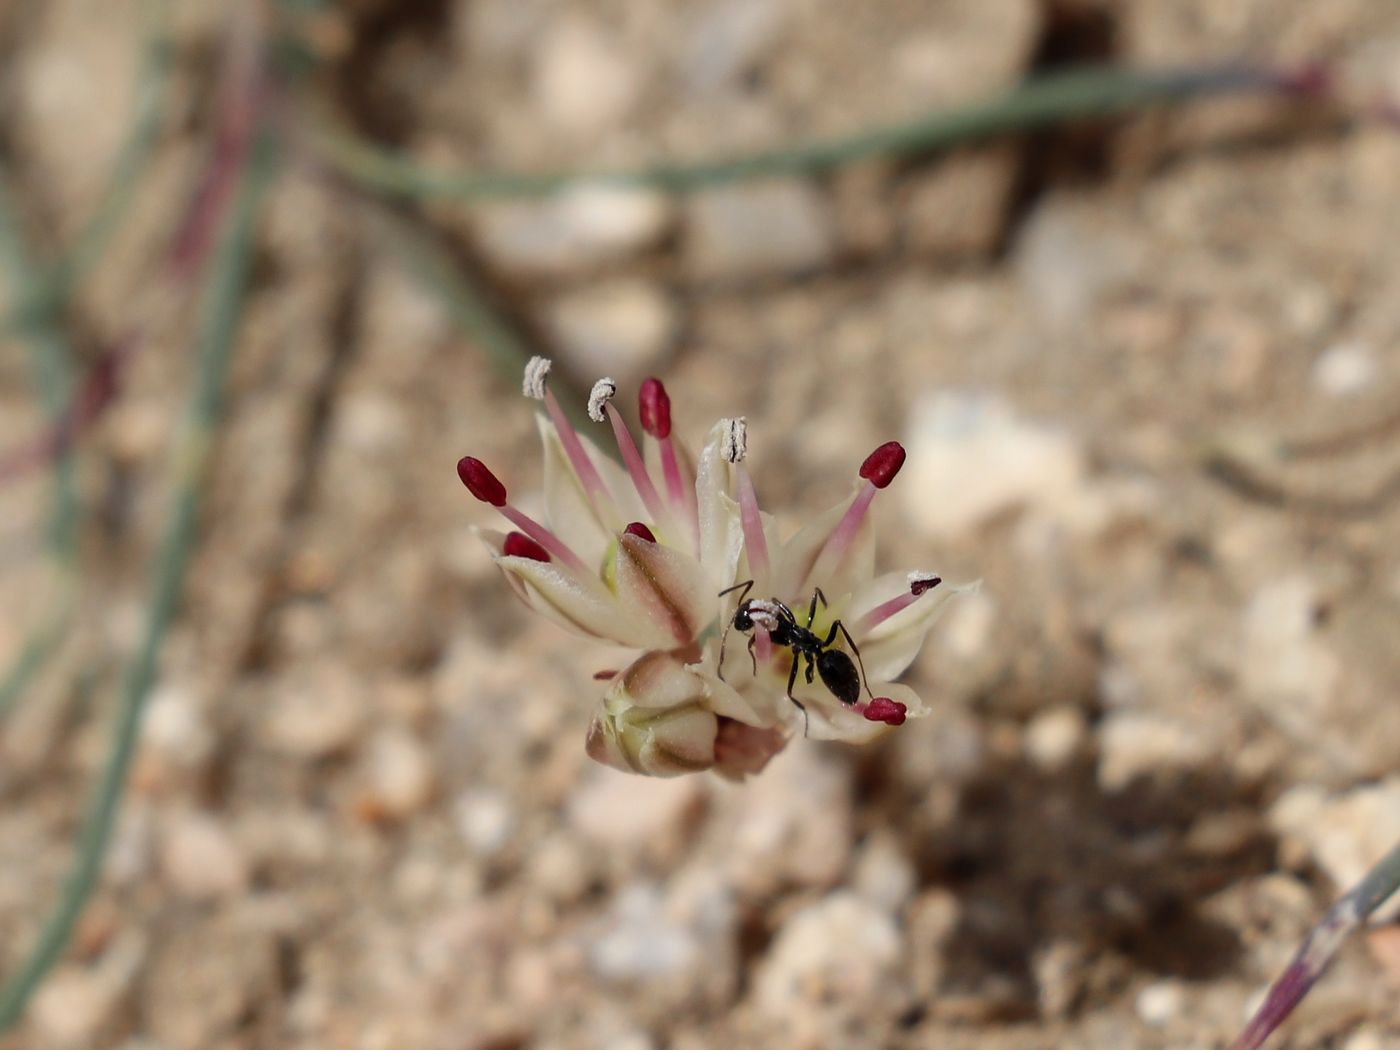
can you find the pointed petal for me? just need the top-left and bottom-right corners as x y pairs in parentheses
(688, 646), (786, 727)
(694, 422), (744, 592)
(493, 550), (662, 648)
(803, 681), (927, 743)
(775, 485), (876, 604)
(538, 414), (647, 565)
(849, 576), (975, 682)
(586, 651), (720, 777)
(613, 533), (712, 648)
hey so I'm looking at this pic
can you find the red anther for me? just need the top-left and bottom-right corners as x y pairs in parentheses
(859, 441), (906, 489)
(910, 575), (942, 597)
(638, 378), (672, 439)
(457, 456), (508, 506)
(503, 531), (550, 562)
(623, 521), (657, 543)
(862, 697), (907, 726)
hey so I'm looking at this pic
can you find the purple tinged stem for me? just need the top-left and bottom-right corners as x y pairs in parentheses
(606, 407), (666, 524)
(853, 591), (918, 635)
(542, 386), (613, 511)
(809, 482), (876, 587)
(500, 505), (590, 575)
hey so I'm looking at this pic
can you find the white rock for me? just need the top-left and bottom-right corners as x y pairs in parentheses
(532, 17), (639, 135)
(161, 811), (250, 899)
(901, 391), (1086, 538)
(473, 185), (671, 277)
(260, 666), (365, 759)
(454, 788), (514, 858)
(1312, 342), (1377, 397)
(568, 766), (702, 849)
(684, 179), (836, 281)
(361, 727), (435, 819)
(1240, 577), (1338, 731)
(755, 891), (902, 1014)
(1014, 195), (1140, 328)
(1097, 711), (1214, 793)
(851, 833), (916, 912)
(587, 883), (698, 982)
(141, 686), (213, 768)
(682, 0), (785, 95)
(1136, 979), (1184, 1026)
(546, 280), (677, 379)
(1025, 706), (1086, 772)
(1269, 778), (1400, 916)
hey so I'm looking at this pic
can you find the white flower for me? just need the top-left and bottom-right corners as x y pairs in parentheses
(458, 358), (968, 778)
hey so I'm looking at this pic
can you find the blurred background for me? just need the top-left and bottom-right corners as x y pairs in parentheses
(2, 1), (1400, 1048)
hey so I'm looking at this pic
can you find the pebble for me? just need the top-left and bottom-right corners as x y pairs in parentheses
(682, 0), (784, 95)
(472, 185), (671, 277)
(755, 891), (902, 1015)
(683, 179), (836, 281)
(1097, 711), (1214, 794)
(1240, 576), (1338, 722)
(1024, 706), (1086, 772)
(1269, 778), (1400, 918)
(30, 934), (144, 1048)
(851, 832), (917, 912)
(545, 279), (677, 380)
(532, 17), (639, 136)
(160, 811), (250, 900)
(901, 390), (1086, 538)
(140, 685), (213, 770)
(359, 727), (435, 820)
(259, 665), (365, 759)
(587, 883), (698, 982)
(1135, 979), (1184, 1026)
(1014, 195), (1140, 329)
(1312, 341), (1378, 397)
(454, 788), (515, 858)
(567, 766), (702, 850)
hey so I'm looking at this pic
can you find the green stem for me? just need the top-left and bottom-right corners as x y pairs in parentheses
(0, 129), (278, 1034)
(320, 64), (1286, 200)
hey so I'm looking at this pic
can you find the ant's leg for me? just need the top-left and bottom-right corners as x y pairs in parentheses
(746, 634), (758, 676)
(805, 586), (832, 629)
(716, 580), (754, 681)
(804, 651), (816, 685)
(785, 657), (811, 737)
(828, 619), (875, 700)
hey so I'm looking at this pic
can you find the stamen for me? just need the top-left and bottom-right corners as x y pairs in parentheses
(594, 378), (666, 522)
(860, 697), (907, 726)
(853, 571), (942, 634)
(458, 456), (591, 573)
(859, 441), (906, 489)
(525, 357), (614, 511)
(523, 355), (551, 400)
(808, 441), (906, 586)
(623, 521), (656, 542)
(642, 378), (696, 548)
(457, 457), (507, 506)
(720, 417), (747, 464)
(734, 463), (770, 585)
(503, 531), (551, 562)
(639, 378), (671, 439)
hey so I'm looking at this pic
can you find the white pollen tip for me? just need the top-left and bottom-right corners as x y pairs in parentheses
(587, 378), (617, 423)
(908, 571), (942, 596)
(523, 356), (552, 400)
(720, 417), (748, 463)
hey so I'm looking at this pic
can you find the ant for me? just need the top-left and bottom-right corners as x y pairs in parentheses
(717, 579), (872, 730)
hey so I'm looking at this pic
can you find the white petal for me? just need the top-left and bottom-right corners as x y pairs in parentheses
(613, 534), (713, 648)
(495, 551), (660, 649)
(537, 414), (648, 564)
(803, 681), (926, 743)
(694, 422), (744, 592)
(850, 576), (975, 682)
(774, 485), (875, 605)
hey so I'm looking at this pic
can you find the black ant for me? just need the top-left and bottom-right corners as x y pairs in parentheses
(717, 580), (872, 730)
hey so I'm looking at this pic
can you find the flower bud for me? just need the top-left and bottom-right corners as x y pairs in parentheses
(585, 652), (718, 776)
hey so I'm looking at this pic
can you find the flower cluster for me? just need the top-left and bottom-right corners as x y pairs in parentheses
(458, 357), (965, 778)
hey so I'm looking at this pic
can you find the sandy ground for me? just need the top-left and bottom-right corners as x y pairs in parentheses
(2, 1), (1400, 1048)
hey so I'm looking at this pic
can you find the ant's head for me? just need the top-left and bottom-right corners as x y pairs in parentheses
(744, 600), (783, 634)
(732, 603), (755, 632)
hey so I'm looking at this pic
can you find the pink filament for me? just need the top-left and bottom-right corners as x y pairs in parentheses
(809, 482), (876, 586)
(735, 464), (772, 664)
(852, 591), (919, 635)
(542, 387), (612, 508)
(660, 437), (699, 553)
(606, 408), (666, 523)
(500, 505), (590, 575)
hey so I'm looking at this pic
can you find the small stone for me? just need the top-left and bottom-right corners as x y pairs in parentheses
(1097, 711), (1214, 794)
(472, 185), (671, 277)
(684, 179), (836, 281)
(140, 685), (213, 770)
(851, 832), (916, 912)
(1312, 342), (1377, 397)
(1014, 195), (1140, 329)
(903, 147), (1018, 259)
(532, 17), (638, 136)
(160, 811), (249, 900)
(587, 883), (698, 982)
(1024, 706), (1086, 772)
(901, 391), (1086, 538)
(359, 727), (435, 820)
(755, 891), (902, 1015)
(567, 766), (702, 849)
(1136, 979), (1184, 1026)
(454, 788), (514, 858)
(528, 832), (594, 904)
(682, 0), (784, 95)
(31, 967), (117, 1046)
(1241, 576), (1338, 722)
(260, 665), (365, 759)
(545, 280), (677, 380)
(1342, 1029), (1386, 1050)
